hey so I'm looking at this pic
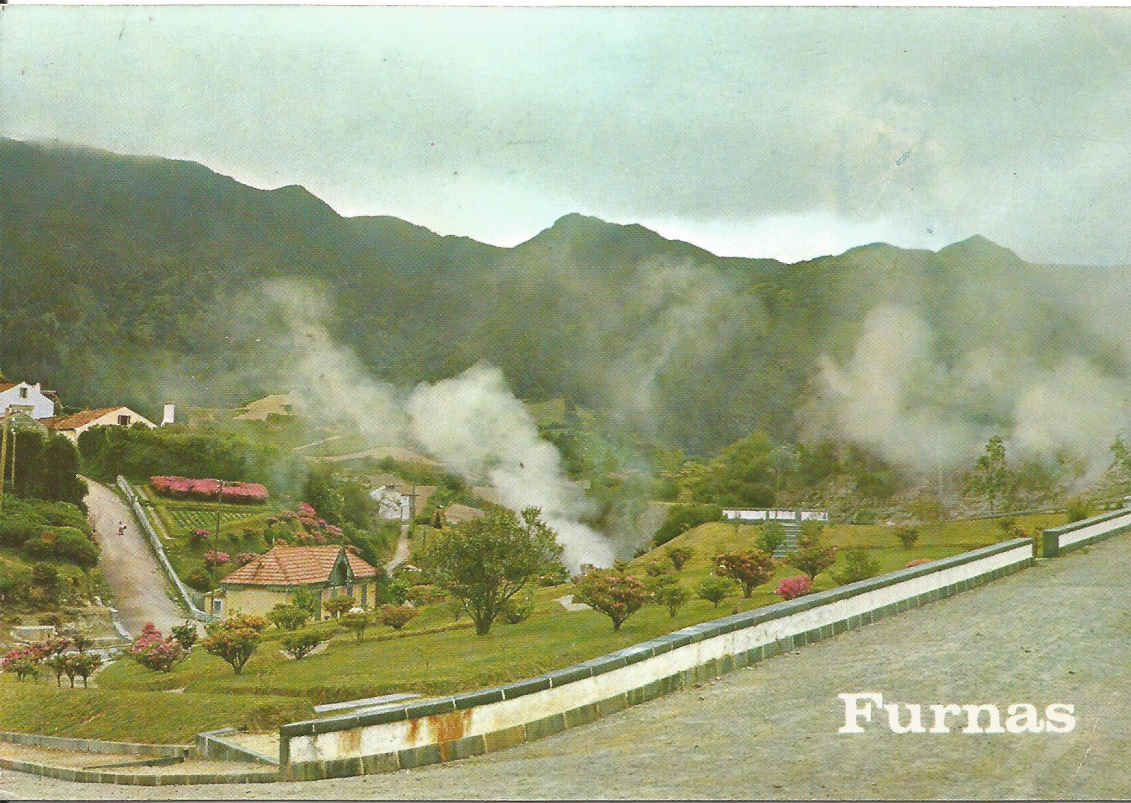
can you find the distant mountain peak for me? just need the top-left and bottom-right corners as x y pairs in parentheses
(938, 234), (1021, 263)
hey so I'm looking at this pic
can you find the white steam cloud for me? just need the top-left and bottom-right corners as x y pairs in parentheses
(262, 280), (614, 571)
(407, 363), (613, 571)
(804, 303), (1129, 480)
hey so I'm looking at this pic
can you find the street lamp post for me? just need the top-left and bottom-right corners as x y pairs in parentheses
(215, 479), (226, 542)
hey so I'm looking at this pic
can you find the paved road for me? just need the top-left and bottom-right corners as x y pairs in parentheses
(5, 534), (1131, 799)
(85, 478), (186, 638)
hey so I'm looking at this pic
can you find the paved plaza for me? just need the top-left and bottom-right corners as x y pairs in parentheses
(2, 535), (1130, 799)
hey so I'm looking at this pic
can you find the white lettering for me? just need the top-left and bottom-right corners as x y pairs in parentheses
(961, 704), (1005, 734)
(928, 704), (963, 734)
(884, 703), (926, 734)
(1005, 703), (1043, 734)
(1044, 703), (1076, 733)
(838, 692), (884, 733)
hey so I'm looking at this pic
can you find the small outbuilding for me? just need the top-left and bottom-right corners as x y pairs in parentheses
(203, 544), (380, 620)
(43, 406), (156, 442)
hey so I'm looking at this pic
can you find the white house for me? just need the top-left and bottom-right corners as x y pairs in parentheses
(370, 485), (412, 521)
(0, 381), (57, 420)
(44, 406), (157, 442)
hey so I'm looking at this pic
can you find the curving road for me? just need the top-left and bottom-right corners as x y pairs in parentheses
(84, 477), (186, 638)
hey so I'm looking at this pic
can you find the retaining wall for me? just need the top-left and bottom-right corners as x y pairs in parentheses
(1041, 507), (1131, 557)
(0, 732), (188, 758)
(278, 537), (1033, 781)
(116, 475), (213, 622)
(0, 757), (278, 786)
(195, 729), (278, 766)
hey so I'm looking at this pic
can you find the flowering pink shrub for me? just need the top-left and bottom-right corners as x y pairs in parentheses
(128, 622), (185, 672)
(235, 552), (258, 566)
(1, 645), (42, 681)
(775, 574), (813, 600)
(149, 476), (268, 504)
(203, 550), (231, 569)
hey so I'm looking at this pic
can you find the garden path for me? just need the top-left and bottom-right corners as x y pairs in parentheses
(85, 478), (186, 638)
(384, 524), (411, 574)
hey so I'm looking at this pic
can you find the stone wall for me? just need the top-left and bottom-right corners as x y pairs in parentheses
(279, 537), (1033, 781)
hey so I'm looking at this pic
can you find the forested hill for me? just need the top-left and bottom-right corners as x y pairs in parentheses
(3, 136), (1130, 459)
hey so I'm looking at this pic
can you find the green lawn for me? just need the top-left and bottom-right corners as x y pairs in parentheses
(0, 513), (1067, 742)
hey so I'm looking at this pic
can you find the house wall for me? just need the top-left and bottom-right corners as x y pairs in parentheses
(0, 383), (55, 420)
(215, 580), (378, 619)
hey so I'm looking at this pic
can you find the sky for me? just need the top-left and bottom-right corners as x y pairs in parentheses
(2, 6), (1130, 264)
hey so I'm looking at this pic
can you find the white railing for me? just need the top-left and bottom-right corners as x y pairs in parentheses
(722, 509), (829, 522)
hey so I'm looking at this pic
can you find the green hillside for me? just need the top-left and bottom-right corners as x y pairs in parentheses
(4, 136), (1131, 461)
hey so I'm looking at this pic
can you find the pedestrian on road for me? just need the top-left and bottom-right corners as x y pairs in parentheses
(118, 520), (126, 537)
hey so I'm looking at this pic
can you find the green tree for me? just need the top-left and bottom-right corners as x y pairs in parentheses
(966, 435), (1009, 513)
(422, 507), (563, 635)
(831, 548), (880, 584)
(757, 521), (786, 555)
(339, 610), (369, 641)
(714, 550), (776, 598)
(201, 613), (268, 675)
(696, 575), (734, 608)
(665, 545), (694, 571)
(322, 596), (354, 620)
(573, 570), (650, 631)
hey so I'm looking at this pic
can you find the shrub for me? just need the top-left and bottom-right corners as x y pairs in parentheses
(322, 597), (354, 620)
(0, 515), (41, 548)
(184, 567), (213, 592)
(775, 574), (813, 600)
(2, 645), (42, 681)
(291, 587), (320, 618)
(714, 550), (776, 598)
(651, 576), (689, 618)
(267, 603), (309, 632)
(281, 629), (325, 660)
(536, 562), (571, 587)
(644, 561), (667, 577)
(128, 622), (185, 672)
(787, 544), (837, 580)
(203, 550), (230, 569)
(653, 504), (723, 546)
(1066, 498), (1091, 523)
(757, 521), (786, 555)
(696, 576), (734, 608)
(832, 549), (881, 585)
(38, 613), (62, 628)
(408, 584), (446, 606)
(895, 526), (920, 549)
(500, 590), (535, 625)
(189, 528), (212, 544)
(201, 614), (268, 674)
(665, 545), (694, 571)
(573, 571), (650, 631)
(339, 610), (369, 642)
(380, 604), (417, 630)
(798, 520), (825, 548)
(170, 621), (198, 651)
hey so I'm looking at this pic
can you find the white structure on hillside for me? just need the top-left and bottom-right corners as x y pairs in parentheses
(0, 381), (57, 420)
(45, 406), (157, 442)
(161, 402), (176, 426)
(722, 509), (829, 522)
(370, 485), (411, 521)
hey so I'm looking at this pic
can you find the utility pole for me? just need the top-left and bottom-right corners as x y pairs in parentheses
(215, 479), (226, 542)
(0, 415), (8, 512)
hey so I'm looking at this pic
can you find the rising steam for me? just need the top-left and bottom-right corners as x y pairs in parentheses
(262, 280), (614, 571)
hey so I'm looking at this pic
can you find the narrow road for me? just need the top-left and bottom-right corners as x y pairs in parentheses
(84, 478), (186, 638)
(384, 524), (411, 574)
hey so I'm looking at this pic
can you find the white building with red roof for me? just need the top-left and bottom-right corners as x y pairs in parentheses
(204, 544), (380, 619)
(43, 405), (156, 442)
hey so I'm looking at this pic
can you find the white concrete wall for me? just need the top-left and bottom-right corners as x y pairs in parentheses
(1057, 511), (1131, 549)
(285, 540), (1031, 764)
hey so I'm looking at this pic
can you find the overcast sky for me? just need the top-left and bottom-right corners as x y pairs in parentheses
(2, 6), (1130, 264)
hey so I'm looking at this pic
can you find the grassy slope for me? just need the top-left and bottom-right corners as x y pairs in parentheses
(0, 514), (1064, 741)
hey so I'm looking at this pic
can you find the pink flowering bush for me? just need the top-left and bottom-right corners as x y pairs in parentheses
(775, 574), (813, 601)
(128, 622), (185, 672)
(203, 549), (231, 569)
(235, 552), (258, 566)
(1, 645), (42, 681)
(149, 476), (268, 504)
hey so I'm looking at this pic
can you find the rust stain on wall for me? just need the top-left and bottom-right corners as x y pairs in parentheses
(406, 708), (471, 751)
(339, 728), (362, 755)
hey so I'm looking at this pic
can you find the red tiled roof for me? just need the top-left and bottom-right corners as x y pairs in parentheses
(43, 407), (126, 431)
(0, 383), (18, 393)
(221, 545), (377, 587)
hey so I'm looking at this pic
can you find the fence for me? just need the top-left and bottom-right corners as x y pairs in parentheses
(116, 475), (213, 622)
